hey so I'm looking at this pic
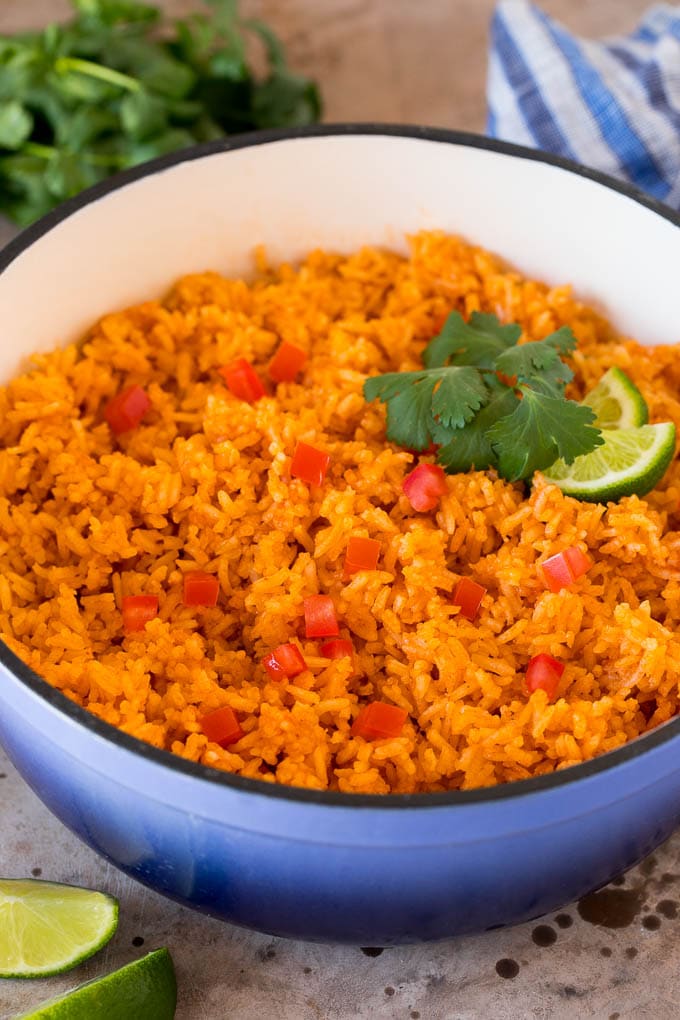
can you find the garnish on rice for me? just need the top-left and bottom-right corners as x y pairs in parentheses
(363, 311), (603, 483)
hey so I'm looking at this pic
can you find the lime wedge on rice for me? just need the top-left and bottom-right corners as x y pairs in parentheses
(581, 365), (649, 428)
(0, 879), (118, 978)
(543, 421), (676, 502)
(12, 948), (176, 1020)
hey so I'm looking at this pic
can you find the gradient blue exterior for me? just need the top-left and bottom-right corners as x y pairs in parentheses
(2, 659), (680, 944)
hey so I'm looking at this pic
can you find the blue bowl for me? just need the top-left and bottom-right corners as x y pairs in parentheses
(1, 126), (680, 944)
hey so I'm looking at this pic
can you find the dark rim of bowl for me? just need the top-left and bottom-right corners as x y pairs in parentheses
(2, 122), (680, 811)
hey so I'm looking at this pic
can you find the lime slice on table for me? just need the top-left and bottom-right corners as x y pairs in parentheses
(543, 422), (676, 502)
(13, 948), (176, 1020)
(581, 365), (649, 428)
(0, 879), (118, 978)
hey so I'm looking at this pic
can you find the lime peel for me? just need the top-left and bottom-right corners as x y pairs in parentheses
(0, 878), (118, 978)
(12, 948), (176, 1020)
(582, 365), (649, 429)
(543, 422), (676, 502)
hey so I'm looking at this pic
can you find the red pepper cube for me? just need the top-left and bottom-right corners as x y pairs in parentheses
(525, 653), (565, 701)
(321, 639), (356, 676)
(402, 463), (447, 512)
(541, 553), (573, 593)
(219, 358), (265, 403)
(183, 571), (220, 607)
(291, 442), (330, 487)
(563, 546), (591, 580)
(105, 385), (150, 435)
(343, 536), (381, 578)
(269, 340), (307, 383)
(351, 701), (408, 740)
(263, 642), (307, 681)
(320, 639), (354, 660)
(452, 577), (487, 621)
(541, 546), (591, 593)
(406, 441), (439, 457)
(199, 706), (243, 747)
(122, 594), (159, 633)
(303, 594), (340, 638)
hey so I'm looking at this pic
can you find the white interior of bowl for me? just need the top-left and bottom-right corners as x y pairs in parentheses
(1, 132), (679, 384)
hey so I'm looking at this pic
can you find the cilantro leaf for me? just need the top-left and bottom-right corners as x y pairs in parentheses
(435, 378), (519, 473)
(0, 100), (33, 149)
(486, 387), (603, 481)
(364, 366), (489, 451)
(541, 325), (578, 358)
(54, 105), (118, 148)
(44, 150), (101, 199)
(495, 332), (575, 393)
(365, 311), (602, 485)
(120, 88), (168, 139)
(430, 367), (489, 429)
(0, 0), (322, 226)
(364, 371), (431, 450)
(0, 152), (54, 226)
(72, 1), (160, 24)
(386, 376), (435, 451)
(252, 70), (322, 129)
(423, 310), (521, 370)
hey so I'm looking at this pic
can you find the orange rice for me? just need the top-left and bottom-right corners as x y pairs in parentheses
(2, 230), (680, 794)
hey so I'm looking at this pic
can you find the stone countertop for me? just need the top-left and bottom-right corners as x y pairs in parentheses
(3, 746), (680, 1020)
(2, 1), (678, 1017)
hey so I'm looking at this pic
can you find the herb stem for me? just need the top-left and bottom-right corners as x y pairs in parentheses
(54, 56), (141, 93)
(23, 142), (56, 159)
(22, 142), (124, 170)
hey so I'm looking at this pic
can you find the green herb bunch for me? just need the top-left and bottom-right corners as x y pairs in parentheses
(0, 0), (321, 226)
(364, 311), (604, 482)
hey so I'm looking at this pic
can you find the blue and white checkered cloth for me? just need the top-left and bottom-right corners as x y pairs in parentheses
(486, 1), (680, 208)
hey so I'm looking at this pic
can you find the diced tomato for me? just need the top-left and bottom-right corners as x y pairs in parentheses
(269, 340), (307, 383)
(122, 594), (158, 633)
(402, 463), (447, 512)
(496, 371), (518, 389)
(453, 577), (487, 621)
(541, 553), (572, 592)
(525, 653), (565, 700)
(563, 546), (592, 579)
(351, 701), (408, 740)
(105, 385), (150, 434)
(320, 639), (354, 660)
(343, 536), (381, 577)
(406, 441), (439, 457)
(263, 642), (307, 681)
(321, 638), (356, 675)
(541, 547), (592, 593)
(291, 441), (330, 486)
(303, 594), (340, 638)
(183, 571), (219, 607)
(219, 358), (265, 403)
(199, 706), (243, 747)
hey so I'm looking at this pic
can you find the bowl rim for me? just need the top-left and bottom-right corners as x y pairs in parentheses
(2, 121), (680, 811)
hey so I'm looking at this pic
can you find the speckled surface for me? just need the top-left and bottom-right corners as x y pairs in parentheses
(2, 748), (680, 1019)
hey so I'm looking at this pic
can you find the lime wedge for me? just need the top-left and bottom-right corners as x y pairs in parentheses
(13, 948), (176, 1020)
(0, 879), (118, 978)
(543, 422), (676, 502)
(582, 365), (648, 428)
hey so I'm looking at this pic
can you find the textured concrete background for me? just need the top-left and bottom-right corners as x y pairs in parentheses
(2, 1), (678, 1018)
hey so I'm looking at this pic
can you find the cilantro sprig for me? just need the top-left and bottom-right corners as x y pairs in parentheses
(363, 311), (603, 483)
(0, 0), (321, 226)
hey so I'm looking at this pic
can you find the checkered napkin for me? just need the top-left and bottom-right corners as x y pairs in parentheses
(486, 0), (680, 208)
